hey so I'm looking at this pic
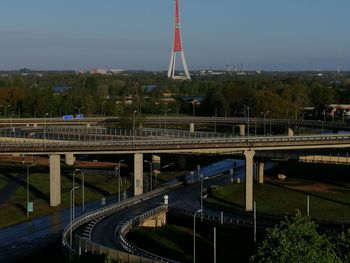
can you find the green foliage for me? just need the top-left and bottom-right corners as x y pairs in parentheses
(0, 72), (348, 118)
(250, 211), (341, 263)
(334, 229), (350, 262)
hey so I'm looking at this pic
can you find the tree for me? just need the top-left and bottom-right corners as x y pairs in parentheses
(250, 211), (341, 263)
(334, 229), (350, 262)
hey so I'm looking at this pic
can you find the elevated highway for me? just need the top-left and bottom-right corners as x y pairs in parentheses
(1, 116), (349, 131)
(1, 126), (350, 211)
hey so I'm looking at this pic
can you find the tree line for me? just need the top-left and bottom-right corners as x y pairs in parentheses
(0, 72), (349, 120)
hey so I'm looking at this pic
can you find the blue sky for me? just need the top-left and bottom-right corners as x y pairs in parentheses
(0, 0), (349, 71)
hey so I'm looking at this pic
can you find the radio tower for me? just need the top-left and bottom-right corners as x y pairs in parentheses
(167, 0), (191, 80)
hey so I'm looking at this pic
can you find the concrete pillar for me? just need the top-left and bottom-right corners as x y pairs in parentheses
(152, 155), (161, 172)
(258, 162), (264, 184)
(244, 150), (255, 211)
(190, 123), (195, 133)
(65, 153), (75, 166)
(239, 125), (246, 136)
(287, 128), (294, 137)
(50, 155), (61, 207)
(86, 123), (91, 128)
(134, 153), (143, 196)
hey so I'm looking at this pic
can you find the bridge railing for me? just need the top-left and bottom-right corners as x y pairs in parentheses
(62, 182), (182, 259)
(116, 205), (179, 263)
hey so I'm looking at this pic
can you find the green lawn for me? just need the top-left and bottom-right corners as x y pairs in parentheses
(209, 180), (350, 222)
(0, 174), (7, 191)
(0, 169), (131, 229)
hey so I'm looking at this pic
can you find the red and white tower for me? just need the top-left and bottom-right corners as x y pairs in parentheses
(167, 0), (191, 80)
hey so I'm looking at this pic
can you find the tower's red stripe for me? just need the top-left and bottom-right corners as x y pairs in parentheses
(173, 0), (183, 52)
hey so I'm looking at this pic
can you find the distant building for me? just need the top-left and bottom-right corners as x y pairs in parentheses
(108, 69), (124, 75)
(90, 68), (108, 75)
(53, 86), (72, 94)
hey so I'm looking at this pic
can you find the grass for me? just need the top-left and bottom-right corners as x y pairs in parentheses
(0, 174), (7, 191)
(0, 167), (131, 229)
(127, 213), (256, 263)
(209, 179), (350, 222)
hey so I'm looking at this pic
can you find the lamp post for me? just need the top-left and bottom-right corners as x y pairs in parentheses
(197, 165), (200, 180)
(193, 209), (203, 263)
(161, 109), (171, 130)
(200, 174), (208, 221)
(26, 163), (36, 218)
(73, 169), (85, 212)
(73, 106), (85, 140)
(116, 159), (125, 202)
(261, 111), (269, 135)
(144, 160), (152, 191)
(192, 100), (197, 117)
(247, 106), (250, 137)
(10, 113), (15, 131)
(70, 185), (80, 259)
(0, 104), (11, 118)
(44, 112), (49, 142)
(132, 110), (137, 147)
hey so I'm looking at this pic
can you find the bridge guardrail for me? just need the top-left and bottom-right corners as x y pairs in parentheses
(62, 182), (182, 258)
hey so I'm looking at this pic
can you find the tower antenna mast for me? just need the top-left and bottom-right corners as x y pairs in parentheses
(167, 0), (191, 80)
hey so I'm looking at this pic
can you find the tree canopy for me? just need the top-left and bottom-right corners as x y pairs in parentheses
(250, 211), (341, 263)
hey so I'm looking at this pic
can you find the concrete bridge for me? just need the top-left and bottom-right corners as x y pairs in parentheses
(1, 116), (349, 131)
(1, 126), (350, 211)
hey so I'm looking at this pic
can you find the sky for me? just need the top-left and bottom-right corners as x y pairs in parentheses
(0, 0), (349, 71)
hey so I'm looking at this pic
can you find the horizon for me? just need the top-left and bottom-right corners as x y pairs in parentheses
(0, 0), (349, 71)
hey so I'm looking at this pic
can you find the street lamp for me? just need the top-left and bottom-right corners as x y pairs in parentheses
(192, 100), (197, 117)
(193, 209), (203, 263)
(200, 174), (208, 221)
(10, 113), (15, 131)
(144, 160), (153, 191)
(132, 110), (137, 147)
(161, 108), (171, 130)
(247, 106), (250, 137)
(197, 165), (200, 180)
(0, 104), (11, 118)
(116, 159), (125, 202)
(73, 169), (85, 212)
(25, 163), (36, 218)
(73, 106), (85, 131)
(44, 112), (49, 142)
(261, 111), (269, 135)
(70, 185), (80, 259)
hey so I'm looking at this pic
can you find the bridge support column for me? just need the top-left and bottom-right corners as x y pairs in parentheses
(288, 128), (294, 137)
(258, 162), (264, 184)
(239, 125), (246, 136)
(134, 153), (143, 196)
(244, 150), (255, 211)
(190, 123), (195, 133)
(65, 153), (75, 166)
(50, 155), (61, 207)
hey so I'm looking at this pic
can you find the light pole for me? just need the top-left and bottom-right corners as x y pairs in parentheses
(26, 163), (36, 218)
(161, 108), (171, 130)
(44, 112), (49, 142)
(144, 160), (152, 191)
(200, 174), (208, 221)
(0, 104), (11, 118)
(73, 106), (85, 130)
(70, 185), (80, 259)
(196, 164), (201, 180)
(192, 100), (196, 117)
(261, 111), (269, 135)
(193, 209), (202, 263)
(116, 159), (125, 202)
(132, 110), (137, 147)
(247, 106), (250, 137)
(10, 113), (15, 131)
(73, 169), (85, 212)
